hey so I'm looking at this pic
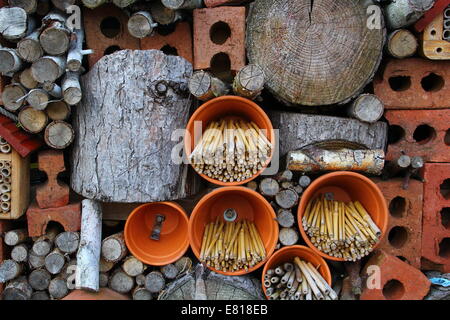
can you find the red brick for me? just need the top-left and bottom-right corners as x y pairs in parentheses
(422, 163), (450, 273)
(83, 4), (140, 68)
(373, 58), (450, 109)
(361, 250), (430, 300)
(193, 7), (246, 71)
(385, 109), (450, 163)
(26, 202), (81, 237)
(371, 178), (423, 269)
(0, 220), (11, 295)
(36, 150), (69, 209)
(0, 115), (43, 158)
(414, 0), (450, 32)
(204, 0), (250, 7)
(140, 22), (193, 64)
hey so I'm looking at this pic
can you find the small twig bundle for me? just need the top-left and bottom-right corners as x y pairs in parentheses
(0, 160), (12, 213)
(263, 257), (338, 300)
(200, 218), (266, 273)
(190, 119), (272, 183)
(302, 195), (381, 261)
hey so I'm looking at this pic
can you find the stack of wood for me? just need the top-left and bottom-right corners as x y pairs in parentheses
(247, 170), (311, 247)
(0, 2), (91, 150)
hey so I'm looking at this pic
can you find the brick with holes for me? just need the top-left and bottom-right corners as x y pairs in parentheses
(361, 250), (430, 300)
(204, 0), (251, 7)
(371, 178), (423, 269)
(83, 4), (140, 68)
(385, 109), (450, 163)
(193, 6), (246, 71)
(421, 163), (450, 273)
(373, 58), (450, 109)
(140, 22), (192, 64)
(0, 220), (11, 295)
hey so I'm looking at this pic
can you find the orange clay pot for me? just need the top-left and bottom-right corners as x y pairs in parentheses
(189, 186), (279, 276)
(297, 171), (389, 262)
(261, 245), (332, 299)
(184, 96), (274, 186)
(125, 202), (189, 266)
(62, 288), (130, 300)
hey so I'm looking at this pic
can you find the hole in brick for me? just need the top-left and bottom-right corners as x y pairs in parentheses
(440, 179), (450, 200)
(387, 125), (405, 144)
(388, 226), (408, 248)
(210, 52), (232, 81)
(389, 76), (411, 92)
(445, 129), (450, 146)
(441, 208), (450, 229)
(156, 24), (176, 36)
(413, 124), (436, 144)
(396, 256), (409, 264)
(160, 45), (178, 56)
(100, 17), (121, 38)
(439, 238), (450, 258)
(104, 45), (121, 56)
(209, 21), (231, 45)
(382, 280), (405, 300)
(389, 197), (406, 218)
(421, 73), (444, 92)
(45, 221), (64, 234)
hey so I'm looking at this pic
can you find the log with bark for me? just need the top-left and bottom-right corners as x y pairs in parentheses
(62, 71), (82, 105)
(161, 263), (178, 280)
(31, 291), (50, 300)
(133, 286), (153, 300)
(122, 256), (146, 277)
(0, 48), (23, 75)
(11, 244), (29, 263)
(108, 269), (134, 293)
(71, 50), (200, 202)
(162, 0), (203, 10)
(45, 248), (66, 274)
(28, 252), (45, 269)
(246, 0), (385, 106)
(0, 259), (23, 283)
(276, 209), (295, 228)
(382, 155), (411, 180)
(67, 28), (92, 72)
(19, 68), (38, 89)
(0, 7), (29, 41)
(4, 228), (28, 246)
(40, 11), (71, 56)
(188, 70), (229, 101)
(275, 189), (299, 209)
(51, 0), (77, 11)
(1, 276), (32, 300)
(48, 276), (69, 299)
(347, 94), (384, 124)
(46, 101), (71, 121)
(19, 107), (48, 134)
(55, 231), (79, 254)
(386, 29), (418, 59)
(127, 11), (158, 39)
(232, 64), (264, 100)
(17, 30), (44, 63)
(81, 0), (108, 9)
(1, 84), (26, 111)
(26, 88), (50, 110)
(278, 228), (299, 247)
(101, 231), (127, 263)
(31, 55), (66, 83)
(28, 268), (51, 291)
(385, 0), (435, 30)
(259, 178), (279, 198)
(145, 270), (165, 293)
(44, 120), (75, 149)
(150, 1), (182, 25)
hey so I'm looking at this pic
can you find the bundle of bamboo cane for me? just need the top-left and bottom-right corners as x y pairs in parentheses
(0, 160), (12, 213)
(199, 218), (266, 273)
(263, 257), (337, 300)
(189, 119), (272, 183)
(302, 195), (381, 261)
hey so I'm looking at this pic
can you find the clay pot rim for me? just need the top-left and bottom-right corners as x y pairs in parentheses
(297, 171), (389, 262)
(189, 186), (279, 276)
(261, 245), (332, 299)
(124, 201), (190, 266)
(184, 95), (275, 187)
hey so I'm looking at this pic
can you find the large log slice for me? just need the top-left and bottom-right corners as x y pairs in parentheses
(246, 0), (385, 106)
(71, 50), (199, 202)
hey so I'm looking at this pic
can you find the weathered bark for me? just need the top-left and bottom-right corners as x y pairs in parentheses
(127, 11), (157, 38)
(109, 269), (134, 293)
(122, 256), (145, 277)
(1, 276), (32, 300)
(48, 276), (69, 299)
(162, 0), (202, 10)
(279, 228), (299, 246)
(11, 244), (29, 263)
(145, 271), (165, 293)
(76, 199), (102, 292)
(386, 29), (418, 59)
(188, 70), (229, 101)
(270, 112), (388, 157)
(71, 50), (199, 202)
(133, 286), (153, 300)
(44, 120), (74, 149)
(19, 68), (38, 89)
(232, 64), (265, 100)
(17, 30), (44, 63)
(46, 101), (71, 121)
(0, 259), (23, 283)
(9, 0), (38, 14)
(276, 209), (295, 228)
(26, 89), (50, 110)
(0, 7), (28, 41)
(259, 178), (279, 198)
(55, 231), (80, 254)
(385, 0), (435, 30)
(18, 107), (48, 134)
(1, 84), (26, 111)
(45, 248), (66, 274)
(4, 228), (28, 246)
(31, 55), (66, 83)
(67, 27), (92, 72)
(101, 231), (127, 263)
(0, 49), (23, 75)
(246, 0), (385, 106)
(161, 263), (178, 280)
(44, 82), (63, 98)
(40, 11), (70, 56)
(348, 94), (384, 124)
(28, 268), (51, 290)
(62, 71), (82, 105)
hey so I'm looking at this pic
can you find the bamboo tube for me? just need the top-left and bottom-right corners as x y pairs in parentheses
(294, 258), (323, 300)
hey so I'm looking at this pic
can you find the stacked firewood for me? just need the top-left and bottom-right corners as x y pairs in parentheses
(0, 1), (90, 149)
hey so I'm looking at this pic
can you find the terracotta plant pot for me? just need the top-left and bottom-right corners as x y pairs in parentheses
(297, 171), (389, 261)
(124, 202), (189, 266)
(184, 95), (274, 186)
(261, 245), (332, 299)
(189, 186), (278, 275)
(62, 288), (130, 300)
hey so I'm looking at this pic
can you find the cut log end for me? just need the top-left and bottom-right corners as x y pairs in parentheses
(44, 121), (75, 149)
(19, 107), (48, 134)
(108, 270), (135, 294)
(279, 228), (299, 246)
(259, 178), (280, 198)
(145, 271), (165, 293)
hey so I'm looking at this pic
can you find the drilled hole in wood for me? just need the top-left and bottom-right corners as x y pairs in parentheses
(100, 17), (121, 38)
(388, 226), (408, 248)
(421, 73), (444, 92)
(382, 280), (405, 300)
(104, 45), (121, 56)
(440, 179), (450, 200)
(445, 129), (450, 146)
(389, 76), (411, 91)
(430, 29), (436, 36)
(160, 45), (178, 56)
(413, 124), (436, 144)
(441, 208), (450, 229)
(389, 197), (406, 218)
(387, 125), (405, 144)
(439, 238), (450, 258)
(436, 47), (443, 53)
(210, 21), (231, 45)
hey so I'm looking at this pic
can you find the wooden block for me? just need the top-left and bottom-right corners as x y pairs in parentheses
(420, 10), (450, 60)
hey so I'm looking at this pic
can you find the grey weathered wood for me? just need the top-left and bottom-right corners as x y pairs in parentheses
(162, 0), (202, 10)
(298, 175), (311, 188)
(76, 199), (102, 292)
(1, 276), (32, 300)
(46, 101), (71, 121)
(385, 0), (435, 30)
(99, 272), (109, 287)
(4, 228), (28, 246)
(0, 49), (23, 75)
(32, 227), (59, 257)
(67, 27), (92, 72)
(9, 0), (38, 14)
(276, 209), (295, 228)
(48, 276), (69, 299)
(1, 84), (26, 112)
(232, 64), (265, 100)
(189, 70), (229, 101)
(270, 111), (388, 158)
(31, 291), (50, 300)
(28, 268), (51, 290)
(127, 11), (157, 39)
(101, 231), (127, 263)
(133, 286), (153, 300)
(145, 271), (165, 293)
(259, 178), (279, 198)
(275, 189), (299, 209)
(279, 228), (299, 246)
(71, 50), (199, 202)
(62, 71), (82, 105)
(0, 7), (28, 41)
(109, 269), (135, 293)
(11, 244), (29, 263)
(386, 29), (418, 59)
(26, 89), (50, 110)
(31, 55), (66, 83)
(19, 107), (48, 134)
(17, 30), (44, 63)
(0, 259), (23, 283)
(44, 121), (74, 149)
(28, 252), (45, 269)
(45, 248), (66, 274)
(348, 94), (384, 124)
(161, 263), (178, 280)
(275, 170), (293, 183)
(55, 231), (79, 254)
(122, 256), (145, 277)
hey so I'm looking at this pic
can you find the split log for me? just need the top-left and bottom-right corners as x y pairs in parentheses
(135, 274), (146, 286)
(19, 107), (48, 134)
(46, 101), (71, 121)
(122, 256), (146, 277)
(62, 71), (82, 105)
(0, 259), (23, 283)
(28, 268), (51, 290)
(9, 0), (38, 14)
(99, 272), (109, 287)
(278, 228), (299, 246)
(259, 178), (279, 198)
(4, 228), (28, 246)
(40, 11), (71, 56)
(11, 244), (29, 263)
(28, 252), (45, 269)
(1, 84), (26, 111)
(71, 49), (199, 202)
(67, 28), (93, 72)
(347, 94), (384, 124)
(31, 55), (66, 83)
(48, 276), (69, 299)
(109, 269), (135, 293)
(382, 155), (411, 180)
(55, 231), (80, 254)
(51, 0), (77, 11)
(276, 209), (295, 228)
(232, 64), (264, 100)
(112, 0), (138, 8)
(298, 175), (311, 188)
(150, 1), (182, 25)
(287, 148), (385, 175)
(44, 120), (75, 149)
(246, 0), (385, 106)
(275, 189), (299, 209)
(188, 70), (229, 101)
(31, 226), (59, 257)
(127, 11), (158, 39)
(76, 199), (102, 292)
(31, 291), (50, 300)
(0, 49), (23, 75)
(45, 248), (66, 274)
(145, 271), (165, 293)
(386, 29), (418, 59)
(133, 286), (153, 300)
(99, 258), (115, 273)
(162, 0), (202, 10)
(174, 256), (193, 274)
(17, 30), (44, 63)
(270, 112), (388, 158)
(81, 0), (108, 9)
(161, 263), (178, 280)
(26, 89), (50, 110)
(385, 0), (435, 30)
(101, 231), (127, 263)
(0, 7), (28, 41)
(19, 68), (38, 89)
(1, 276), (32, 300)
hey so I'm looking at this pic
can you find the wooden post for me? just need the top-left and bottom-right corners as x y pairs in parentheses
(0, 49), (23, 75)
(8, 0), (38, 14)
(386, 29), (418, 59)
(232, 64), (265, 100)
(162, 0), (203, 10)
(31, 55), (66, 83)
(44, 120), (75, 149)
(1, 84), (26, 112)
(0, 7), (28, 41)
(189, 70), (229, 101)
(347, 94), (384, 124)
(18, 107), (48, 134)
(17, 30), (44, 63)
(128, 11), (158, 38)
(385, 0), (435, 29)
(101, 231), (128, 263)
(76, 199), (102, 292)
(46, 101), (71, 121)
(62, 71), (82, 105)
